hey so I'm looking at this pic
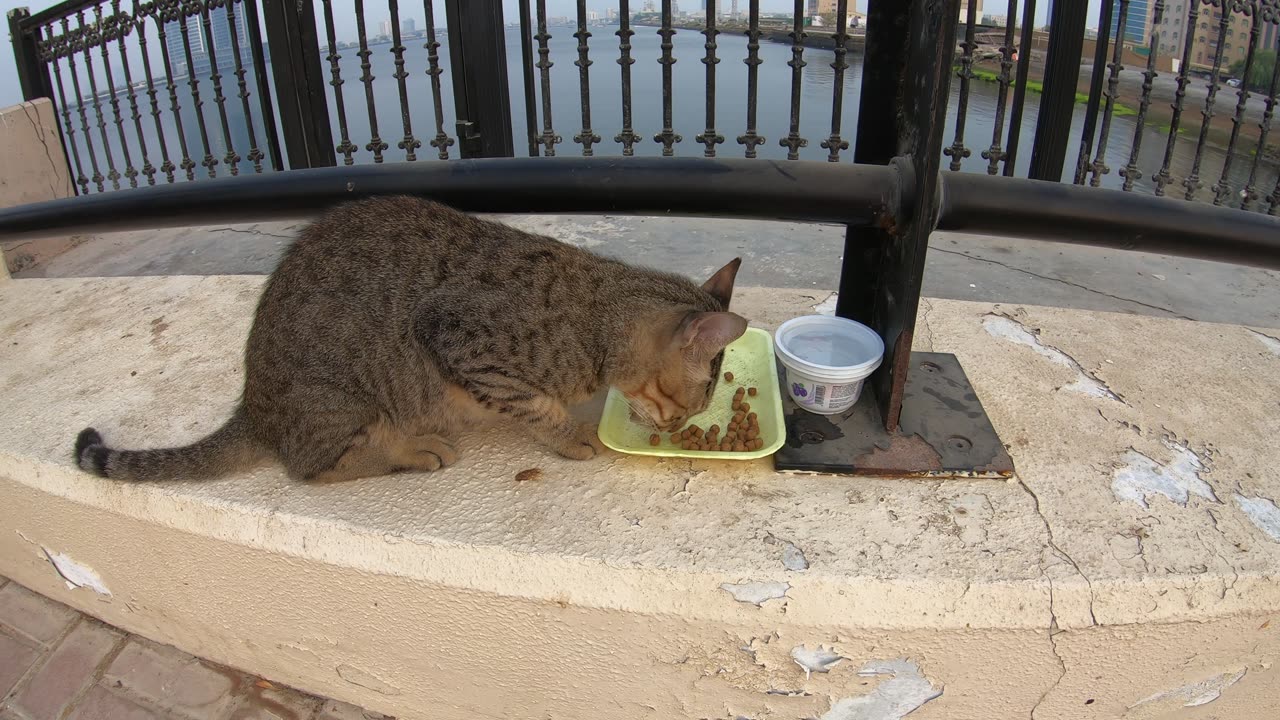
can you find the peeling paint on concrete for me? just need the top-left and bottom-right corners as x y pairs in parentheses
(791, 645), (843, 678)
(335, 664), (402, 696)
(982, 314), (1123, 402)
(820, 659), (942, 720)
(42, 548), (111, 596)
(1111, 440), (1218, 509)
(782, 542), (810, 572)
(1131, 668), (1246, 709)
(813, 292), (838, 316)
(1249, 329), (1280, 356)
(719, 580), (790, 606)
(764, 534), (809, 571)
(1235, 494), (1280, 542)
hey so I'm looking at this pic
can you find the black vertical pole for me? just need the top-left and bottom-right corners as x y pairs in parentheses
(839, 0), (959, 431)
(1028, 0), (1088, 181)
(837, 0), (908, 329)
(1003, 0), (1037, 175)
(518, 0), (539, 157)
(444, 0), (515, 158)
(261, 0), (335, 169)
(8, 8), (54, 101)
(1074, 0), (1113, 184)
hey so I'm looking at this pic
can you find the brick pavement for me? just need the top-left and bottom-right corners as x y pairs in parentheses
(0, 577), (389, 720)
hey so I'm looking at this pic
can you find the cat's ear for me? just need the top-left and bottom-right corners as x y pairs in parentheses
(701, 258), (742, 307)
(678, 311), (748, 359)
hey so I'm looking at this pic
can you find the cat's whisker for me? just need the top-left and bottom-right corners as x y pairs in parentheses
(623, 396), (661, 430)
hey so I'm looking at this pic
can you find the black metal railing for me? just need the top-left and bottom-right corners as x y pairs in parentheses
(944, 0), (1280, 212)
(6, 0), (1280, 472)
(11, 1), (1280, 213)
(8, 0), (284, 194)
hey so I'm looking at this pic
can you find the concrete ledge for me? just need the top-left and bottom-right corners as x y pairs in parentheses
(0, 99), (77, 274)
(2, 277), (1278, 718)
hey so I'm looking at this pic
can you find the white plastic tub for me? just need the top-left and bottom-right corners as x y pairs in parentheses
(774, 315), (885, 415)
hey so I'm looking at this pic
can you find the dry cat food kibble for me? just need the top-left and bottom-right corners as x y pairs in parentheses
(657, 379), (766, 454)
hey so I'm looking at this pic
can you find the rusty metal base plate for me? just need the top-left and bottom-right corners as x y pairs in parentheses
(772, 352), (1014, 477)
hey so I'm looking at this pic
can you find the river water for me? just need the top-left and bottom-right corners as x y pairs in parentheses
(69, 23), (1277, 206)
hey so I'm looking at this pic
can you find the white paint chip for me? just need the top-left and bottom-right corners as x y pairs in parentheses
(719, 580), (790, 606)
(791, 644), (843, 678)
(982, 315), (1122, 401)
(1111, 439), (1218, 509)
(1249, 329), (1280, 356)
(1235, 494), (1280, 542)
(813, 292), (838, 316)
(1131, 668), (1245, 709)
(820, 659), (942, 720)
(42, 548), (111, 596)
(782, 541), (809, 571)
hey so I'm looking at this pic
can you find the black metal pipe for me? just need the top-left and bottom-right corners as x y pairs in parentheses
(938, 173), (1280, 269)
(2, 159), (1277, 271)
(0, 158), (893, 239)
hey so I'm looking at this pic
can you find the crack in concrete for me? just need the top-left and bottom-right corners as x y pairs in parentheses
(204, 226), (296, 240)
(918, 297), (938, 352)
(1013, 476), (1084, 718)
(945, 581), (972, 614)
(1249, 328), (1280, 355)
(1031, 573), (1067, 720)
(984, 313), (1127, 404)
(935, 247), (1195, 320)
(18, 102), (63, 198)
(1017, 477), (1098, 624)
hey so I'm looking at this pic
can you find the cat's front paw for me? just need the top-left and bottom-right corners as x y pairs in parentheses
(553, 423), (606, 461)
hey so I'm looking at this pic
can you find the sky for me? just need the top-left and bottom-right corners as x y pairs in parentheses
(1, 0), (1098, 114)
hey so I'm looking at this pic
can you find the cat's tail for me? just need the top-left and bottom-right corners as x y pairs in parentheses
(73, 408), (264, 481)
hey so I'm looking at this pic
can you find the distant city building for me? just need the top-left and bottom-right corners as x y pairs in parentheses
(982, 14), (1007, 27)
(1168, 1), (1280, 71)
(1110, 0), (1151, 44)
(163, 6), (250, 81)
(959, 0), (983, 22)
(378, 19), (392, 37)
(1155, 1), (1189, 57)
(401, 18), (415, 34)
(806, 0), (862, 27)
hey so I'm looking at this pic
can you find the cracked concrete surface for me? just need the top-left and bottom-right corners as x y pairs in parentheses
(2, 278), (1279, 718)
(10, 215), (1280, 330)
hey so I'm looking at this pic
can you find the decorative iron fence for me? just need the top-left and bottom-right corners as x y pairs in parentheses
(10, 1), (1280, 213)
(8, 0), (283, 193)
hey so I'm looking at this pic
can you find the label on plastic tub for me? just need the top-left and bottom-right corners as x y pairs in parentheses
(790, 377), (863, 412)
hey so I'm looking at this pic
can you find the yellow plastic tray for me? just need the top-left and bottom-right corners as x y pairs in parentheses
(598, 327), (786, 459)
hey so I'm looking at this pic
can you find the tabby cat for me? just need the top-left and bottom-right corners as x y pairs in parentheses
(74, 196), (747, 482)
